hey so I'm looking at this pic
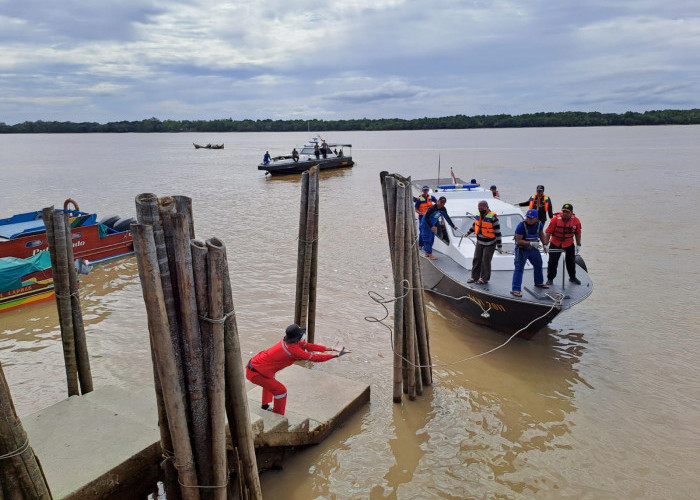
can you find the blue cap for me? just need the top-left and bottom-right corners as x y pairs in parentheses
(422, 185), (430, 190)
(526, 209), (539, 218)
(490, 185), (497, 190)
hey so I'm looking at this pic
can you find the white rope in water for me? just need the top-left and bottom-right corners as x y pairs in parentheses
(365, 279), (564, 368)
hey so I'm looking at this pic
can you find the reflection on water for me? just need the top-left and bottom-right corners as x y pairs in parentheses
(1, 128), (699, 498)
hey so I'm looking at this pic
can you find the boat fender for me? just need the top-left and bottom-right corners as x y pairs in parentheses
(575, 255), (588, 272)
(64, 198), (80, 211)
(112, 216), (136, 233)
(99, 215), (120, 227)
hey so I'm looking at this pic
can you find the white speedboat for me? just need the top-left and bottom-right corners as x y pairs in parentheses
(412, 177), (592, 338)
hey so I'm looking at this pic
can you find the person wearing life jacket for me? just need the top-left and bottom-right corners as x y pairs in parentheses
(246, 324), (349, 415)
(415, 185), (437, 249)
(510, 209), (549, 297)
(465, 200), (502, 284)
(420, 196), (458, 261)
(518, 184), (553, 224)
(544, 203), (582, 285)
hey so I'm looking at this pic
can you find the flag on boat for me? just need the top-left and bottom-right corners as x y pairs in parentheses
(450, 167), (457, 185)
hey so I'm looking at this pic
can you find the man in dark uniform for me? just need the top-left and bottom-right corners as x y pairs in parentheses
(519, 184), (553, 224)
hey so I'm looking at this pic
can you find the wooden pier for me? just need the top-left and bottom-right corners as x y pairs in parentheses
(22, 365), (369, 499)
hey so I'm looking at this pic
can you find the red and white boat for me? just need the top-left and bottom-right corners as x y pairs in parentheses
(0, 199), (134, 312)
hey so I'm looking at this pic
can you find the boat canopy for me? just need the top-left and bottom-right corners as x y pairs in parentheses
(0, 252), (52, 292)
(0, 212), (97, 240)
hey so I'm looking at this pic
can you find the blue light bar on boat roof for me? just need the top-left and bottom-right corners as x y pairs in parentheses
(437, 184), (480, 190)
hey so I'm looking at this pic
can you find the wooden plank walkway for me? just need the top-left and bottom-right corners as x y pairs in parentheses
(22, 364), (370, 499)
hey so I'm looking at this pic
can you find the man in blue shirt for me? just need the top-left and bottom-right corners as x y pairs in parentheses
(510, 209), (549, 297)
(420, 196), (457, 260)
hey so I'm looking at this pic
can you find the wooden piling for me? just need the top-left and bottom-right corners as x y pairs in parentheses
(0, 362), (52, 499)
(401, 188), (417, 400)
(62, 212), (93, 394)
(162, 212), (212, 489)
(294, 172), (310, 327)
(221, 247), (263, 500)
(132, 224), (200, 500)
(392, 181), (406, 403)
(307, 168), (320, 343)
(205, 239), (228, 500)
(133, 194), (180, 500)
(51, 211), (80, 397)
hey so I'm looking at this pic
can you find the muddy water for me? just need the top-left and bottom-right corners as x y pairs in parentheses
(1, 127), (698, 499)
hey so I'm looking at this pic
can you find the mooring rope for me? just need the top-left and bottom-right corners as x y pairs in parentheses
(198, 310), (236, 324)
(365, 279), (564, 368)
(0, 438), (30, 460)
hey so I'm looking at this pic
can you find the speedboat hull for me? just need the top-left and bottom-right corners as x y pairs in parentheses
(258, 156), (354, 175)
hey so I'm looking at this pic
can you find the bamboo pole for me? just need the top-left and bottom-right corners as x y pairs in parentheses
(307, 167), (320, 343)
(0, 361), (52, 499)
(402, 190), (417, 400)
(299, 167), (318, 332)
(410, 208), (433, 386)
(62, 212), (93, 394)
(392, 181), (405, 403)
(162, 212), (211, 488)
(294, 172), (310, 326)
(134, 194), (180, 500)
(221, 245), (262, 499)
(380, 172), (395, 268)
(51, 210), (80, 396)
(173, 196), (195, 239)
(132, 224), (200, 500)
(205, 239), (229, 500)
(383, 175), (398, 267)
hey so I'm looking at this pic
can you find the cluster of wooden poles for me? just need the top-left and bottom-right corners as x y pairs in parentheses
(379, 172), (433, 403)
(42, 207), (94, 397)
(132, 194), (261, 500)
(294, 166), (320, 342)
(0, 363), (52, 499)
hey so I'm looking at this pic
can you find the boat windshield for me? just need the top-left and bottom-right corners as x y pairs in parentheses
(450, 214), (524, 239)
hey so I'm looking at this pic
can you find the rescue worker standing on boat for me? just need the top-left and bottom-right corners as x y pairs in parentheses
(246, 324), (348, 415)
(519, 185), (553, 224)
(466, 200), (502, 284)
(544, 203), (582, 285)
(510, 209), (549, 297)
(415, 185), (437, 249)
(420, 196), (458, 261)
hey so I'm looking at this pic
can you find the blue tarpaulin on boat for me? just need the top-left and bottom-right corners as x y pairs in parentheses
(0, 252), (52, 293)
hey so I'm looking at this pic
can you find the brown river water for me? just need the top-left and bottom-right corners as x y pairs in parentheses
(1, 127), (698, 499)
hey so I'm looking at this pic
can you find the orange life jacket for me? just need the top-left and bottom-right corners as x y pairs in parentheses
(474, 212), (497, 238)
(416, 196), (434, 215)
(529, 194), (550, 213)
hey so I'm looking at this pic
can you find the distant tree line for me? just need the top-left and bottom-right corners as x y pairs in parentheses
(2, 109), (699, 133)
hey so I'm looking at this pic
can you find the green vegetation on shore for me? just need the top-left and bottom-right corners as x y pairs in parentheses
(2, 109), (699, 133)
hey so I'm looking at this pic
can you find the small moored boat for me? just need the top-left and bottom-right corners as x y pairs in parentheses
(0, 199), (134, 312)
(258, 136), (353, 175)
(193, 143), (224, 149)
(412, 178), (593, 338)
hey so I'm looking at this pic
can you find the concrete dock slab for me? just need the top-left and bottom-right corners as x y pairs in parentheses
(21, 363), (370, 499)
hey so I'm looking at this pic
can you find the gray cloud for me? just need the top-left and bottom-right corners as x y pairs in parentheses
(0, 0), (698, 123)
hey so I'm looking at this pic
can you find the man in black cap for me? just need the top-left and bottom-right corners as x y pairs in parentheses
(245, 324), (349, 415)
(544, 203), (582, 285)
(519, 184), (553, 224)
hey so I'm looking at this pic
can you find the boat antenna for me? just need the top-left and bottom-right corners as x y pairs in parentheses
(437, 154), (441, 188)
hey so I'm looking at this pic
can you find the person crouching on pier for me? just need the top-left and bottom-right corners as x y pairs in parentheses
(246, 324), (349, 415)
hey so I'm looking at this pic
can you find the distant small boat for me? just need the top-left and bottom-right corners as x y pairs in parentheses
(193, 143), (224, 149)
(258, 136), (353, 175)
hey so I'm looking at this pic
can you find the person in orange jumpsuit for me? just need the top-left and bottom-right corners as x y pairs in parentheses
(246, 324), (349, 415)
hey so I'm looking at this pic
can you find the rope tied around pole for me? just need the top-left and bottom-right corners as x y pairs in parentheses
(198, 310), (236, 324)
(365, 279), (565, 368)
(53, 290), (80, 299)
(0, 438), (30, 460)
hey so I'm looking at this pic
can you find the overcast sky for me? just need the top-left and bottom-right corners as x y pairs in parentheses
(1, 0), (698, 124)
